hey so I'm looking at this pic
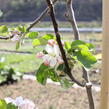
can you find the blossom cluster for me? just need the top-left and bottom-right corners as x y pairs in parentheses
(36, 39), (64, 67)
(10, 30), (21, 41)
(5, 96), (37, 109)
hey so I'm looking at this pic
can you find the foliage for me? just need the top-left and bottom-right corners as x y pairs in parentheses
(0, 57), (23, 84)
(0, 96), (36, 109)
(0, 25), (97, 88)
(0, 99), (17, 109)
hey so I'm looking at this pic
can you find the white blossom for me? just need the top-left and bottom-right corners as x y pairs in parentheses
(5, 96), (37, 109)
(36, 39), (64, 67)
(10, 30), (20, 41)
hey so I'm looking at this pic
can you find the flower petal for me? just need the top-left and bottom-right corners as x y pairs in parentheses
(36, 52), (44, 58)
(54, 45), (60, 56)
(57, 57), (64, 64)
(49, 57), (57, 67)
(45, 44), (54, 55)
(48, 39), (56, 46)
(11, 34), (20, 41)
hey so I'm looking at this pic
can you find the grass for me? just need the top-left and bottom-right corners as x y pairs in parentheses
(0, 32), (102, 80)
(0, 53), (42, 73)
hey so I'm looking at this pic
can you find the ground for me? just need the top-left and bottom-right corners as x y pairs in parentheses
(0, 79), (100, 109)
(0, 22), (102, 109)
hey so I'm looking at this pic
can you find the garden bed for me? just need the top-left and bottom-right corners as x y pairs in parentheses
(0, 79), (100, 109)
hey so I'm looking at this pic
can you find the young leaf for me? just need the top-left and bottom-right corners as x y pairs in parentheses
(73, 50), (97, 69)
(48, 69), (59, 82)
(26, 32), (39, 39)
(86, 43), (95, 50)
(17, 25), (27, 33)
(16, 41), (21, 50)
(36, 64), (59, 85)
(32, 38), (47, 47)
(36, 64), (50, 85)
(71, 40), (95, 50)
(71, 40), (85, 47)
(64, 41), (71, 51)
(0, 25), (8, 33)
(32, 39), (41, 46)
(42, 34), (55, 40)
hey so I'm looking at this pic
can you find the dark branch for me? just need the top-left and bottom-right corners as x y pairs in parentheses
(0, 35), (13, 40)
(0, 0), (58, 40)
(46, 0), (84, 87)
(27, 0), (58, 31)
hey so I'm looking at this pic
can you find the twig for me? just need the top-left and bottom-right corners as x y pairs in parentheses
(66, 0), (95, 109)
(66, 0), (80, 40)
(0, 0), (58, 40)
(0, 35), (13, 40)
(46, 0), (84, 87)
(27, 0), (58, 31)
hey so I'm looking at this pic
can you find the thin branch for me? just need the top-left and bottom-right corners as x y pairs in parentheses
(66, 0), (95, 109)
(66, 0), (80, 40)
(0, 0), (58, 40)
(46, 0), (84, 87)
(27, 0), (58, 31)
(0, 35), (13, 40)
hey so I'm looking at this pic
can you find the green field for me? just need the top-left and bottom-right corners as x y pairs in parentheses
(0, 31), (102, 75)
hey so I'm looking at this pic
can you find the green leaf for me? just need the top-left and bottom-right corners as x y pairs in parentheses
(48, 69), (59, 82)
(32, 39), (41, 46)
(71, 40), (95, 51)
(32, 38), (47, 47)
(86, 43), (95, 50)
(26, 32), (39, 39)
(0, 100), (7, 109)
(17, 25), (27, 33)
(73, 50), (97, 69)
(7, 103), (17, 109)
(64, 41), (71, 51)
(71, 40), (85, 47)
(57, 64), (67, 74)
(42, 34), (55, 40)
(0, 25), (8, 33)
(16, 41), (21, 50)
(36, 64), (59, 85)
(36, 64), (49, 85)
(60, 78), (73, 89)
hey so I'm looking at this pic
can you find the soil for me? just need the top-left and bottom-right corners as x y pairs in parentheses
(0, 79), (100, 109)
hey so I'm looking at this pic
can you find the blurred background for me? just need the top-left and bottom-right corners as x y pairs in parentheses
(0, 1), (102, 108)
(0, 0), (102, 22)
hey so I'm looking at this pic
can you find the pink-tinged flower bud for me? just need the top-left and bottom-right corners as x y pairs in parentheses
(11, 35), (20, 41)
(48, 39), (56, 46)
(36, 52), (44, 58)
(11, 30), (20, 36)
(44, 60), (50, 66)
